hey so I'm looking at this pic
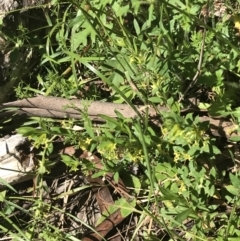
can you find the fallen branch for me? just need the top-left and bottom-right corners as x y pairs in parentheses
(1, 96), (239, 138)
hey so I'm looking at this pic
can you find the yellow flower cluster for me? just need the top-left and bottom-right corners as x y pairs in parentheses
(173, 150), (192, 163)
(124, 148), (144, 162)
(98, 142), (118, 159)
(79, 138), (92, 151)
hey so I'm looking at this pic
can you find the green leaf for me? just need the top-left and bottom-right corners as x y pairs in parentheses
(83, 126), (94, 141)
(96, 197), (135, 226)
(229, 136), (240, 142)
(133, 19), (140, 35)
(175, 208), (193, 225)
(149, 96), (162, 103)
(155, 162), (176, 180)
(46, 142), (54, 155)
(113, 172), (119, 183)
(131, 175), (141, 195)
(229, 173), (240, 189)
(118, 198), (136, 217)
(212, 145), (221, 155)
(0, 190), (6, 201)
(0, 178), (17, 193)
(61, 154), (79, 171)
(208, 100), (231, 117)
(114, 110), (125, 119)
(215, 69), (224, 85)
(120, 169), (141, 195)
(159, 187), (183, 201)
(50, 127), (71, 135)
(167, 97), (180, 113)
(198, 102), (210, 109)
(112, 2), (129, 17)
(225, 185), (239, 196)
(38, 161), (46, 174)
(91, 170), (105, 178)
(99, 114), (129, 134)
(17, 127), (45, 136)
(188, 146), (199, 156)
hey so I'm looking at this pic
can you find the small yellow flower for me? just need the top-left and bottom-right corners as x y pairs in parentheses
(79, 137), (92, 150)
(85, 138), (92, 145)
(163, 200), (174, 208)
(178, 181), (187, 194)
(98, 141), (118, 159)
(233, 14), (240, 32)
(183, 153), (192, 161)
(174, 151), (181, 163)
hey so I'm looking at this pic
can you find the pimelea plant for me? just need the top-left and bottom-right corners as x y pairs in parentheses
(0, 0), (240, 240)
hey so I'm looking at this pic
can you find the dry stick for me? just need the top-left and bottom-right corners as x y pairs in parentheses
(89, 177), (115, 212)
(0, 108), (85, 120)
(80, 151), (130, 241)
(1, 96), (160, 118)
(1, 96), (239, 138)
(82, 209), (125, 241)
(60, 179), (74, 228)
(63, 148), (129, 241)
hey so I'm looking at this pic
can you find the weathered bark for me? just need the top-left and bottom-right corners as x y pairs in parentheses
(1, 96), (239, 139)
